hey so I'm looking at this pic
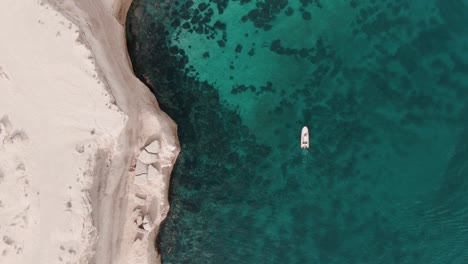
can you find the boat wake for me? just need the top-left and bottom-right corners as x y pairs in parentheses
(302, 148), (309, 164)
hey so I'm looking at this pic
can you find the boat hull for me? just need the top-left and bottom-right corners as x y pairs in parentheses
(301, 126), (309, 149)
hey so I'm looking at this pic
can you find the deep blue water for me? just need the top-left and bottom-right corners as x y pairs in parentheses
(126, 0), (468, 263)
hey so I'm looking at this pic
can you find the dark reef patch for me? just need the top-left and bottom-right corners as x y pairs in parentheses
(127, 0), (468, 263)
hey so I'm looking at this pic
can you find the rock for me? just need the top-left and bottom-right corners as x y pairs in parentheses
(134, 195), (146, 206)
(142, 223), (151, 231)
(135, 160), (148, 175)
(136, 216), (143, 226)
(142, 216), (152, 231)
(147, 164), (161, 184)
(137, 150), (158, 164)
(75, 144), (85, 153)
(132, 208), (141, 218)
(145, 140), (160, 154)
(134, 174), (147, 186)
(167, 144), (177, 152)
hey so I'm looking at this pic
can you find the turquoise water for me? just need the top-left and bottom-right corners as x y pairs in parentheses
(126, 0), (468, 263)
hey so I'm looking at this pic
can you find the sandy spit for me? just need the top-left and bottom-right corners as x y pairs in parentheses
(0, 0), (180, 263)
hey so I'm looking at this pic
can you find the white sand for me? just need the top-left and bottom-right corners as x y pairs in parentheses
(0, 0), (180, 263)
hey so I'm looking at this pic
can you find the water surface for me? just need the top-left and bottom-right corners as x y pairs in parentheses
(126, 0), (468, 263)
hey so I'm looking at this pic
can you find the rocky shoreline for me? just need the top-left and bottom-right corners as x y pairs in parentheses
(46, 0), (180, 263)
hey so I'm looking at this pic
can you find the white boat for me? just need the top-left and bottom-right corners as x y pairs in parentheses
(301, 126), (309, 149)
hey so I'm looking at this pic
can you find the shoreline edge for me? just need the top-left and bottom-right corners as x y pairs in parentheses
(47, 0), (180, 263)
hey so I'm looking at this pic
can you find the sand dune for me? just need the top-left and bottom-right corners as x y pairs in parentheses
(0, 0), (179, 263)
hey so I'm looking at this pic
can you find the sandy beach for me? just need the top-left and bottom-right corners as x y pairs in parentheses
(0, 0), (179, 263)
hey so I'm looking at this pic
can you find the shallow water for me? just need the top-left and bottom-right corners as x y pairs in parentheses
(126, 0), (468, 263)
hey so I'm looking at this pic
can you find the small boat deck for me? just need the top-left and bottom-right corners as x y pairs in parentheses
(301, 126), (309, 149)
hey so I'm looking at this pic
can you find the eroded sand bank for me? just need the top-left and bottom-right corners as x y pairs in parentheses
(0, 0), (179, 263)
